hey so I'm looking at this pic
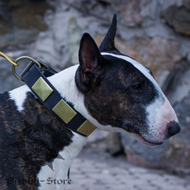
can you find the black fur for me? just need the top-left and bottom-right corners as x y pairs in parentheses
(0, 13), (180, 190)
(76, 33), (107, 94)
(75, 16), (159, 137)
(0, 92), (73, 190)
(99, 14), (118, 53)
(83, 56), (158, 135)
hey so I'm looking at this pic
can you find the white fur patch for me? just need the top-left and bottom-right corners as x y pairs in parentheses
(101, 52), (179, 143)
(101, 52), (161, 91)
(144, 94), (179, 143)
(37, 132), (87, 190)
(9, 85), (30, 112)
(8, 65), (114, 133)
(48, 65), (119, 133)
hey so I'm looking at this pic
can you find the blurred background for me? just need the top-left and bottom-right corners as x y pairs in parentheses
(0, 0), (190, 177)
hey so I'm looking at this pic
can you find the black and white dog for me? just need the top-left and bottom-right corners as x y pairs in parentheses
(0, 15), (180, 190)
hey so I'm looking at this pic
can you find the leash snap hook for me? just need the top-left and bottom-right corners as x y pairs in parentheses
(12, 56), (42, 83)
(0, 51), (19, 66)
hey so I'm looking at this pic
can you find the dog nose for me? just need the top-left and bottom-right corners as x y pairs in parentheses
(166, 121), (180, 139)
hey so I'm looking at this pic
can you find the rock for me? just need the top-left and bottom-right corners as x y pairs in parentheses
(85, 131), (123, 157)
(0, 60), (22, 93)
(95, 33), (181, 82)
(85, 129), (109, 145)
(0, 29), (39, 49)
(142, 36), (181, 81)
(171, 92), (190, 174)
(143, 22), (177, 39)
(68, 17), (82, 65)
(184, 0), (190, 10)
(165, 62), (190, 105)
(0, 1), (12, 35)
(180, 37), (190, 61)
(0, 50), (30, 93)
(0, 0), (190, 176)
(162, 5), (190, 36)
(30, 3), (83, 69)
(140, 0), (158, 21)
(121, 134), (171, 168)
(0, 0), (54, 49)
(8, 0), (53, 31)
(121, 129), (190, 174)
(105, 133), (123, 156)
(121, 61), (190, 174)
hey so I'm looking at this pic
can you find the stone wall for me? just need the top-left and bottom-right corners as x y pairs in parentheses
(0, 0), (190, 174)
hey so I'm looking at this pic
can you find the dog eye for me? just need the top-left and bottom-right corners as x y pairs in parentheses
(131, 84), (142, 90)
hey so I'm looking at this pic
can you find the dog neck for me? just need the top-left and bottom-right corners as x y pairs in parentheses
(39, 66), (88, 189)
(9, 65), (89, 189)
(37, 132), (87, 190)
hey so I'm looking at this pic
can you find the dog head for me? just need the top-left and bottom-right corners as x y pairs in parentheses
(75, 14), (180, 146)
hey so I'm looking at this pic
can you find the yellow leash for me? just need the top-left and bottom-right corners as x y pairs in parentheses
(0, 51), (42, 83)
(0, 51), (19, 66)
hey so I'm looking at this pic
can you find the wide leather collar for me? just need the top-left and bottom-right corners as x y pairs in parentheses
(21, 62), (96, 137)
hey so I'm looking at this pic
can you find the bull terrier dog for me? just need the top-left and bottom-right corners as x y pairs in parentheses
(0, 14), (180, 190)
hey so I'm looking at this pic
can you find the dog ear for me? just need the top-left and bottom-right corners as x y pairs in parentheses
(76, 33), (105, 93)
(99, 14), (118, 52)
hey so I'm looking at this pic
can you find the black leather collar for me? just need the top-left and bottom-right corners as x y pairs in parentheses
(21, 62), (96, 137)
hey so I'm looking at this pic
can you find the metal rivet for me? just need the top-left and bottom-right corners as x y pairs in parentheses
(52, 99), (77, 124)
(32, 77), (53, 101)
(77, 120), (97, 136)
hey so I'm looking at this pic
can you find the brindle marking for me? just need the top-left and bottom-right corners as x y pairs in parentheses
(85, 56), (159, 133)
(0, 14), (180, 190)
(75, 14), (180, 144)
(0, 92), (73, 190)
(76, 40), (158, 137)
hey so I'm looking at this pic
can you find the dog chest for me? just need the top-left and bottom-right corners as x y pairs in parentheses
(37, 132), (86, 190)
(0, 91), (77, 189)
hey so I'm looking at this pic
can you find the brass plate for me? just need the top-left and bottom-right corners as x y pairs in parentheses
(32, 77), (53, 101)
(52, 99), (77, 124)
(77, 120), (97, 136)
